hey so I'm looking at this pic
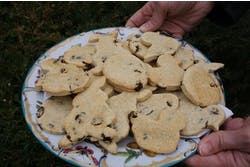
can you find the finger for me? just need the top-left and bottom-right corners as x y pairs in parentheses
(222, 118), (244, 130)
(158, 21), (185, 38)
(198, 130), (248, 156)
(125, 2), (152, 28)
(243, 116), (250, 127)
(139, 5), (166, 32)
(184, 151), (238, 167)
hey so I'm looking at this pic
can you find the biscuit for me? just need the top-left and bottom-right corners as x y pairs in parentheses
(181, 104), (225, 136)
(132, 88), (153, 102)
(147, 54), (184, 90)
(37, 96), (72, 134)
(103, 54), (148, 92)
(102, 83), (115, 97)
(174, 46), (194, 70)
(196, 62), (224, 73)
(88, 31), (131, 75)
(137, 93), (179, 120)
(108, 92), (137, 142)
(58, 135), (77, 149)
(128, 34), (148, 60)
(173, 91), (225, 136)
(181, 64), (222, 106)
(72, 76), (107, 106)
(140, 32), (180, 62)
(99, 140), (118, 154)
(158, 109), (186, 131)
(63, 45), (95, 69)
(131, 114), (180, 154)
(99, 89), (151, 153)
(35, 58), (91, 96)
(58, 76), (117, 147)
(62, 94), (117, 145)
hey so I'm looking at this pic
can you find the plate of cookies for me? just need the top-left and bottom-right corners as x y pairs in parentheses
(21, 27), (233, 167)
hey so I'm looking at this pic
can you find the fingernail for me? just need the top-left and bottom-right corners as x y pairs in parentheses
(199, 142), (212, 156)
(140, 24), (149, 32)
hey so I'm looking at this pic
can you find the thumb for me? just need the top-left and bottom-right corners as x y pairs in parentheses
(198, 129), (249, 156)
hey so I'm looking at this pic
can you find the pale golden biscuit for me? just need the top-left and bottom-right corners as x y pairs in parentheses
(108, 92), (137, 142)
(35, 58), (91, 96)
(58, 135), (77, 149)
(88, 30), (118, 43)
(172, 91), (225, 136)
(103, 54), (148, 92)
(181, 104), (225, 136)
(132, 88), (153, 102)
(140, 32), (180, 62)
(181, 64), (221, 106)
(174, 46), (194, 70)
(137, 93), (179, 120)
(159, 109), (186, 131)
(99, 89), (151, 153)
(116, 39), (131, 52)
(88, 31), (131, 75)
(63, 45), (95, 69)
(72, 76), (107, 106)
(60, 76), (117, 150)
(147, 54), (184, 90)
(196, 62), (224, 73)
(128, 34), (148, 60)
(37, 96), (72, 135)
(99, 140), (118, 154)
(131, 114), (180, 154)
(63, 94), (116, 145)
(102, 83), (115, 97)
(39, 58), (64, 72)
(204, 105), (226, 131)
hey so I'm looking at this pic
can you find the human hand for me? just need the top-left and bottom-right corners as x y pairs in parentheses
(125, 2), (214, 38)
(184, 117), (250, 167)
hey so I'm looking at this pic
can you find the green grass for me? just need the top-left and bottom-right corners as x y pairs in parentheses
(0, 2), (249, 167)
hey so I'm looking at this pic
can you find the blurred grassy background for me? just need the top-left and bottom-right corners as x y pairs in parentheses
(0, 2), (249, 167)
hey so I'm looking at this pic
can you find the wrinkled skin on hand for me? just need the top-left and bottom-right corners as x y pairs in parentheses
(184, 117), (250, 167)
(126, 2), (213, 38)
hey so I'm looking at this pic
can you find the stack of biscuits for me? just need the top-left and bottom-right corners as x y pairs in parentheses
(35, 31), (225, 154)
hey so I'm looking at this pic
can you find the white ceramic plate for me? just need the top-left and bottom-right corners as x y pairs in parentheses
(21, 27), (226, 167)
